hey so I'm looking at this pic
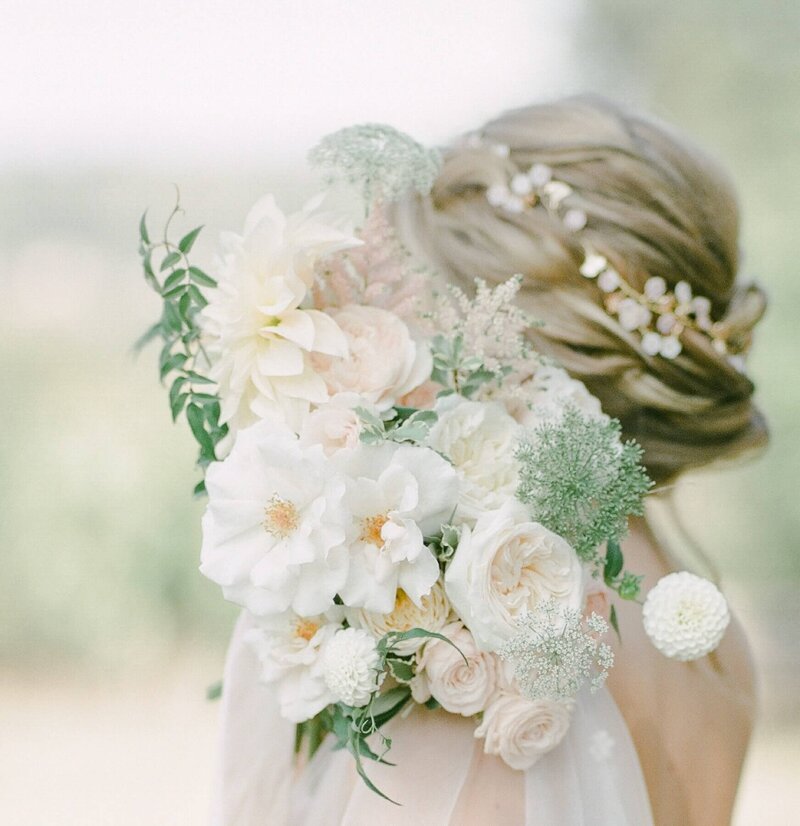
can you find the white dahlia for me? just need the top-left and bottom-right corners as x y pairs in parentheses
(642, 572), (730, 661)
(202, 194), (362, 432)
(321, 628), (381, 707)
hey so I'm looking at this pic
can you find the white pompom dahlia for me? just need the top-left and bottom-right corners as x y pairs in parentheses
(642, 572), (730, 661)
(322, 628), (381, 707)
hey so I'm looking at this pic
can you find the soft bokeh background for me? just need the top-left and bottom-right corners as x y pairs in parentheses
(2, 2), (798, 823)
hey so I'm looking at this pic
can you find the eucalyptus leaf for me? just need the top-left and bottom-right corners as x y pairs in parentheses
(160, 250), (182, 272)
(179, 225), (203, 254)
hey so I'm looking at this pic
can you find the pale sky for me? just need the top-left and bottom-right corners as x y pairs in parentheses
(1, 0), (580, 168)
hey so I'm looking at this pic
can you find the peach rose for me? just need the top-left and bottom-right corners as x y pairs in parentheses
(299, 393), (371, 455)
(475, 689), (574, 770)
(312, 304), (431, 410)
(417, 621), (497, 716)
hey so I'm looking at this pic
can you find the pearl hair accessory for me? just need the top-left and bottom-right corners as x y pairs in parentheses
(477, 139), (749, 364)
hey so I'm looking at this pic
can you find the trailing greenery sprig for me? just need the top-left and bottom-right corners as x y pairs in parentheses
(137, 194), (226, 493)
(356, 406), (439, 446)
(515, 407), (653, 567)
(295, 627), (466, 804)
(430, 332), (510, 398)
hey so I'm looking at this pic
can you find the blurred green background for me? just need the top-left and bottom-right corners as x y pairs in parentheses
(1, 1), (798, 823)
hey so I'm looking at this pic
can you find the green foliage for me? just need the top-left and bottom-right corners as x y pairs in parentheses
(425, 523), (461, 563)
(295, 627), (465, 803)
(515, 407), (653, 565)
(206, 679), (223, 701)
(356, 405), (438, 446)
(137, 195), (227, 485)
(308, 123), (441, 206)
(430, 332), (509, 399)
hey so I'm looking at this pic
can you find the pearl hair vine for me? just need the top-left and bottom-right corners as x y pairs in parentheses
(470, 136), (748, 366)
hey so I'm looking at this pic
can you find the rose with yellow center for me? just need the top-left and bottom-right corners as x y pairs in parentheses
(347, 580), (452, 655)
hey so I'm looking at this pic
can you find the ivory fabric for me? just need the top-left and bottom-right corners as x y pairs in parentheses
(211, 612), (654, 826)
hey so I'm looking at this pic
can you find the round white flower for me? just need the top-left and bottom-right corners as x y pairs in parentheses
(347, 580), (451, 655)
(299, 392), (374, 456)
(417, 622), (497, 716)
(202, 195), (361, 433)
(475, 690), (574, 770)
(427, 396), (521, 522)
(200, 419), (348, 617)
(244, 609), (342, 722)
(335, 442), (459, 614)
(642, 572), (730, 661)
(311, 304), (432, 411)
(445, 500), (584, 652)
(513, 365), (606, 428)
(322, 628), (381, 707)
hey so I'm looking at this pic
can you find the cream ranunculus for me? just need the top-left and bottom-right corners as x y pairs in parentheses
(426, 396), (521, 522)
(346, 580), (451, 655)
(445, 500), (584, 651)
(202, 195), (362, 433)
(416, 621), (497, 716)
(475, 688), (574, 770)
(299, 392), (375, 456)
(512, 365), (606, 429)
(311, 304), (432, 411)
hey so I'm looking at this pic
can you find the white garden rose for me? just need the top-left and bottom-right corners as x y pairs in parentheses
(200, 419), (348, 617)
(347, 580), (451, 655)
(445, 500), (584, 651)
(335, 442), (459, 613)
(244, 609), (342, 722)
(299, 392), (374, 456)
(322, 628), (381, 707)
(202, 195), (361, 433)
(311, 304), (432, 411)
(512, 365), (606, 429)
(475, 689), (574, 770)
(417, 622), (497, 716)
(426, 396), (521, 522)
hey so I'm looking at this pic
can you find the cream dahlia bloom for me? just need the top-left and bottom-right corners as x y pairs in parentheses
(642, 572), (730, 661)
(476, 688), (574, 770)
(311, 304), (432, 411)
(200, 420), (348, 617)
(427, 396), (521, 522)
(244, 608), (342, 722)
(321, 628), (381, 707)
(202, 195), (362, 432)
(334, 442), (459, 614)
(445, 501), (584, 651)
(347, 580), (451, 655)
(416, 621), (498, 716)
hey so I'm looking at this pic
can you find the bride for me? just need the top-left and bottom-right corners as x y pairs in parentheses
(211, 96), (765, 825)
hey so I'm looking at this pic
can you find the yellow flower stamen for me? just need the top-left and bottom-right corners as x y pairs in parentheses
(294, 619), (320, 642)
(360, 513), (389, 548)
(263, 494), (299, 538)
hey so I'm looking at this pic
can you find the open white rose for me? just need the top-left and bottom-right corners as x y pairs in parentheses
(475, 689), (574, 770)
(445, 500), (584, 651)
(427, 396), (521, 522)
(417, 622), (497, 716)
(200, 419), (349, 617)
(244, 608), (342, 722)
(347, 580), (451, 655)
(335, 442), (458, 613)
(312, 304), (432, 411)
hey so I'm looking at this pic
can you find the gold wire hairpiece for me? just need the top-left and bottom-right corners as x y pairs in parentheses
(472, 136), (748, 367)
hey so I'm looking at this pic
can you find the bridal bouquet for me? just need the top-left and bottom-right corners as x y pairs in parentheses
(137, 126), (731, 800)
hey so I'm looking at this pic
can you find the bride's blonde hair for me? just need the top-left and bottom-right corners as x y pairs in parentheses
(393, 96), (767, 483)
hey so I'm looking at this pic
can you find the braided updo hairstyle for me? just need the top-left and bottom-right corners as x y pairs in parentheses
(393, 96), (767, 483)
